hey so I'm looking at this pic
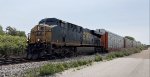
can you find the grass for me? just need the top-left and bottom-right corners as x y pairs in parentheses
(104, 46), (147, 60)
(94, 53), (103, 62)
(23, 59), (94, 77)
(39, 60), (93, 76)
(25, 46), (147, 77)
(39, 63), (65, 76)
(0, 35), (26, 57)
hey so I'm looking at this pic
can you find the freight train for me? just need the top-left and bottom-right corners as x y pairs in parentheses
(26, 18), (142, 60)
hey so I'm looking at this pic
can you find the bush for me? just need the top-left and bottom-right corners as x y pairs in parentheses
(62, 63), (70, 69)
(39, 60), (93, 76)
(71, 61), (80, 67)
(0, 35), (27, 57)
(105, 53), (115, 60)
(94, 54), (103, 62)
(105, 46), (147, 60)
(40, 64), (56, 76)
(56, 64), (65, 72)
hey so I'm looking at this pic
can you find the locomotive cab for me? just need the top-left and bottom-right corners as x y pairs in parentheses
(27, 24), (53, 60)
(27, 18), (63, 60)
(28, 24), (52, 44)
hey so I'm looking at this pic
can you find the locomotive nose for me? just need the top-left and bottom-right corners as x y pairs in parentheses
(28, 24), (52, 44)
(36, 25), (52, 43)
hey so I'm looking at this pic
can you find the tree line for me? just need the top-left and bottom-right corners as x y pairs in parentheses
(0, 25), (27, 58)
(0, 25), (26, 37)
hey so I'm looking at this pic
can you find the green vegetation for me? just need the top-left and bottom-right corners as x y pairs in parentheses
(94, 53), (103, 62)
(0, 25), (26, 37)
(25, 46), (147, 77)
(105, 46), (147, 60)
(0, 25), (27, 57)
(39, 60), (92, 76)
(0, 35), (27, 57)
(6, 26), (26, 37)
(24, 60), (93, 77)
(125, 36), (135, 41)
(0, 25), (5, 35)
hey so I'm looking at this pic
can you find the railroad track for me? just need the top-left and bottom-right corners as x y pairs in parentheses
(0, 58), (30, 65)
(0, 54), (96, 66)
(0, 56), (61, 66)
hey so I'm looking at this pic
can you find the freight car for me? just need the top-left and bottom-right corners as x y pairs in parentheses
(96, 29), (143, 51)
(26, 18), (102, 60)
(124, 38), (133, 48)
(96, 29), (124, 52)
(26, 18), (143, 60)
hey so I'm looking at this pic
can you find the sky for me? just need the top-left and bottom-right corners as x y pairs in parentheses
(0, 0), (149, 44)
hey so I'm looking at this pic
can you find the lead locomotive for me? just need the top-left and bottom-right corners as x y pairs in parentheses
(26, 18), (102, 60)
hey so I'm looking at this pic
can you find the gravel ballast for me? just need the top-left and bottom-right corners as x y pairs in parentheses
(0, 55), (95, 77)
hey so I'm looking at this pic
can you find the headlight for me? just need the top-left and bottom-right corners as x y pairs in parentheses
(27, 40), (29, 43)
(37, 39), (40, 42)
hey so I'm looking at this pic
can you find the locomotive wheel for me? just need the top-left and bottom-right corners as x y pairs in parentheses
(58, 48), (72, 58)
(54, 48), (71, 58)
(53, 47), (77, 58)
(65, 50), (72, 58)
(65, 48), (76, 58)
(60, 49), (66, 58)
(53, 49), (61, 58)
(69, 47), (77, 57)
(48, 55), (57, 60)
(39, 51), (45, 58)
(31, 53), (39, 60)
(27, 53), (32, 60)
